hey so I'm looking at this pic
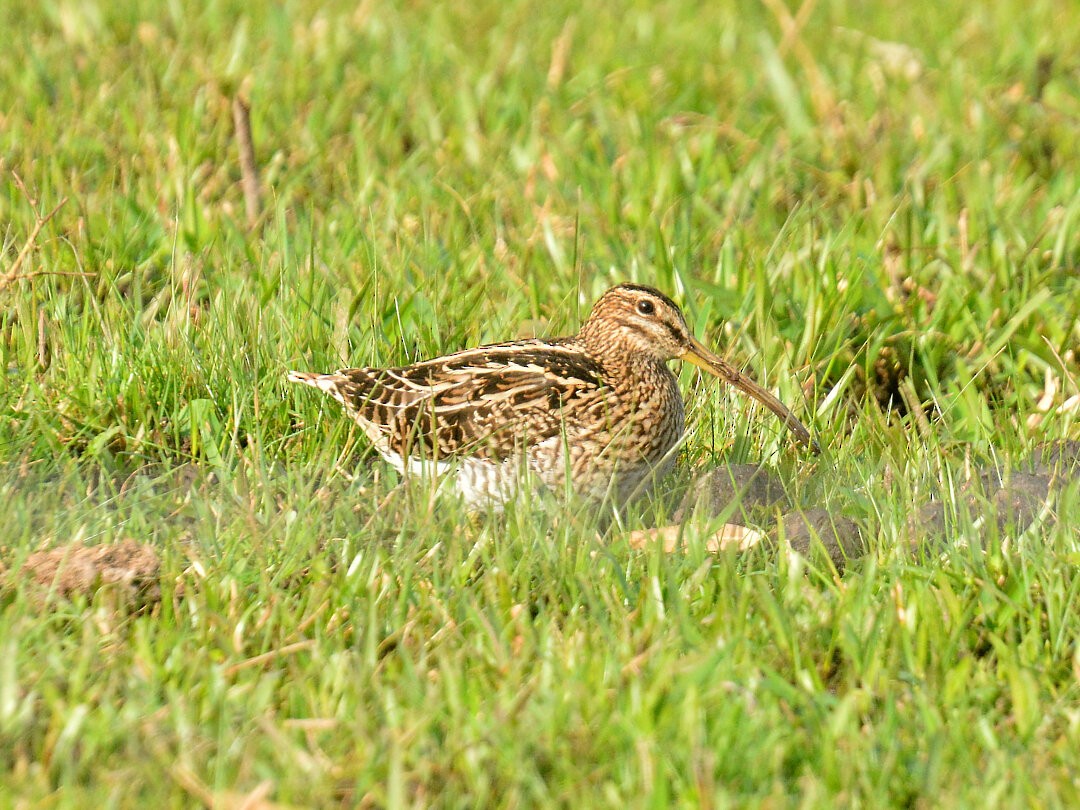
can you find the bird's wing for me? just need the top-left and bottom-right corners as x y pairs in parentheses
(294, 340), (613, 461)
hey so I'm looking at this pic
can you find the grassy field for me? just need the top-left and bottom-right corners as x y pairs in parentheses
(2, 0), (1080, 805)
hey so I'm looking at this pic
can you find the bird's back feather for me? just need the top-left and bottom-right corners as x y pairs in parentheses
(288, 339), (615, 463)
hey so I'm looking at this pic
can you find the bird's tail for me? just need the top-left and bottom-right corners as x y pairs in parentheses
(286, 370), (350, 407)
(287, 370), (322, 386)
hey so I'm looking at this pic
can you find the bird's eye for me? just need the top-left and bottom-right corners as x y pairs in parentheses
(636, 299), (655, 316)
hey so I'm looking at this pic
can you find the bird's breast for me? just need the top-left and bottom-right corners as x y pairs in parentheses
(607, 361), (685, 460)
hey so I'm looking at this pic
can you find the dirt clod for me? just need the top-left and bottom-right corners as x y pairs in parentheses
(676, 464), (788, 523)
(1030, 439), (1080, 479)
(907, 501), (948, 549)
(991, 473), (1053, 531)
(773, 509), (865, 573)
(909, 465), (1059, 554)
(14, 539), (161, 604)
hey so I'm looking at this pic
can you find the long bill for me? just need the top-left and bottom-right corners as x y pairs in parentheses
(680, 336), (820, 453)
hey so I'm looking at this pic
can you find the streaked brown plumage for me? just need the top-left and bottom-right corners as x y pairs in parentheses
(288, 283), (816, 508)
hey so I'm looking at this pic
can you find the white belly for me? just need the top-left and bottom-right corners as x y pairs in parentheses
(379, 449), (520, 509)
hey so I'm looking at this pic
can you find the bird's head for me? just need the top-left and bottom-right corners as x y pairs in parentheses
(581, 283), (694, 362)
(581, 283), (818, 452)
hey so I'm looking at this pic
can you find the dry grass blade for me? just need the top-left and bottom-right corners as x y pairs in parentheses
(221, 640), (317, 677)
(0, 171), (70, 293)
(626, 523), (765, 554)
(232, 94), (262, 230)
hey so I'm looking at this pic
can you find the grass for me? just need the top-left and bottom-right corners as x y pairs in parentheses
(2, 0), (1080, 805)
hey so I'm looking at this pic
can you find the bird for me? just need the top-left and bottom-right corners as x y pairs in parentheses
(288, 283), (816, 509)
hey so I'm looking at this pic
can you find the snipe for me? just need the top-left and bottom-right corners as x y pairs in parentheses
(288, 283), (816, 508)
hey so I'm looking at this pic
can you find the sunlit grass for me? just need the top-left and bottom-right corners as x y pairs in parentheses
(2, 0), (1079, 805)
